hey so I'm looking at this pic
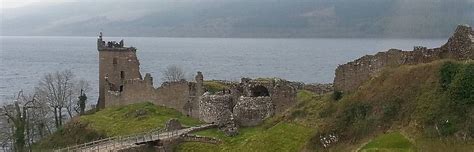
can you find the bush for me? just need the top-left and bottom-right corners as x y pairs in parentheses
(382, 101), (400, 121)
(439, 61), (460, 90)
(331, 91), (343, 101)
(319, 103), (336, 118)
(337, 102), (372, 128)
(448, 63), (474, 109)
(438, 120), (457, 136)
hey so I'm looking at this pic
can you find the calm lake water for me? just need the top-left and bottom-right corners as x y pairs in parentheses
(0, 36), (446, 103)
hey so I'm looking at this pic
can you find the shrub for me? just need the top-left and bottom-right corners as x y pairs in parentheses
(438, 119), (457, 136)
(382, 101), (400, 121)
(331, 91), (343, 101)
(448, 63), (474, 109)
(319, 103), (336, 118)
(337, 102), (372, 127)
(439, 61), (460, 90)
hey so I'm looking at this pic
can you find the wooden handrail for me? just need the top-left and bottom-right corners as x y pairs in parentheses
(54, 123), (216, 152)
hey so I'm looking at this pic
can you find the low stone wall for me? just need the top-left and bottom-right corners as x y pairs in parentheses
(233, 96), (274, 127)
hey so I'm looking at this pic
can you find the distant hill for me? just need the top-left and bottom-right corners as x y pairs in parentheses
(2, 0), (473, 38)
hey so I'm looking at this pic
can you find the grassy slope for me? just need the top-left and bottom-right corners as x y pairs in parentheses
(359, 132), (415, 152)
(203, 81), (229, 93)
(81, 102), (201, 136)
(321, 60), (474, 151)
(177, 122), (314, 152)
(177, 60), (474, 152)
(35, 102), (201, 149)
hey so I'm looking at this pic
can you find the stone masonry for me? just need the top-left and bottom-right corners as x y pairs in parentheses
(334, 24), (474, 93)
(198, 77), (296, 128)
(97, 33), (204, 118)
(97, 33), (298, 129)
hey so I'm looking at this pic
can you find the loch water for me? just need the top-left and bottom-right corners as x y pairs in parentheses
(0, 36), (445, 103)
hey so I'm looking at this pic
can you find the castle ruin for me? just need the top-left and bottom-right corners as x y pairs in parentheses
(96, 33), (297, 129)
(334, 24), (474, 93)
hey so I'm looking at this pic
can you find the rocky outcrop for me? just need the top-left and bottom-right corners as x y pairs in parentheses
(334, 24), (474, 93)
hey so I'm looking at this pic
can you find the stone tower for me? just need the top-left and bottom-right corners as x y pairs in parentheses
(97, 32), (142, 109)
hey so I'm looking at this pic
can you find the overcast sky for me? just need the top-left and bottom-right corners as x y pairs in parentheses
(1, 0), (472, 37)
(1, 0), (72, 9)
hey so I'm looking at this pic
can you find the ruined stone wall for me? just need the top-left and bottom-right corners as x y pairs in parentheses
(199, 94), (233, 124)
(233, 96), (273, 127)
(241, 78), (297, 114)
(104, 80), (200, 118)
(104, 78), (154, 107)
(154, 82), (193, 117)
(270, 83), (297, 114)
(334, 25), (473, 93)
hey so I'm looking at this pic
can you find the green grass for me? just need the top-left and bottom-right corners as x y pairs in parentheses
(176, 142), (220, 152)
(81, 102), (201, 136)
(203, 81), (229, 93)
(177, 122), (314, 152)
(359, 132), (416, 152)
(35, 102), (201, 150)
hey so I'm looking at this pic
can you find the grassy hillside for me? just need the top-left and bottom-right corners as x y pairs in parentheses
(176, 122), (314, 152)
(308, 60), (474, 151)
(35, 60), (473, 151)
(176, 60), (474, 152)
(80, 102), (201, 136)
(359, 132), (415, 152)
(35, 102), (201, 149)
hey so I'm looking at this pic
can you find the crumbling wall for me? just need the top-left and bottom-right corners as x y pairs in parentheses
(104, 72), (203, 119)
(233, 96), (274, 127)
(104, 77), (154, 107)
(241, 78), (297, 114)
(154, 81), (192, 117)
(199, 94), (233, 124)
(334, 24), (473, 93)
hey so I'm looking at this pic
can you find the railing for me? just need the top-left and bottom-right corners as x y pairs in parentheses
(54, 124), (216, 152)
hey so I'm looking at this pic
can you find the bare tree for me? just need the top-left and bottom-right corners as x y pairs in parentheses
(162, 65), (186, 82)
(0, 109), (13, 152)
(35, 70), (76, 129)
(0, 70), (89, 151)
(1, 90), (37, 152)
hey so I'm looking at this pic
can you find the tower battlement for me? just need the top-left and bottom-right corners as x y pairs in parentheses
(97, 32), (136, 52)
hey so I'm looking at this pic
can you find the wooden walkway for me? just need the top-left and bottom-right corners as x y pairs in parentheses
(54, 124), (216, 152)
